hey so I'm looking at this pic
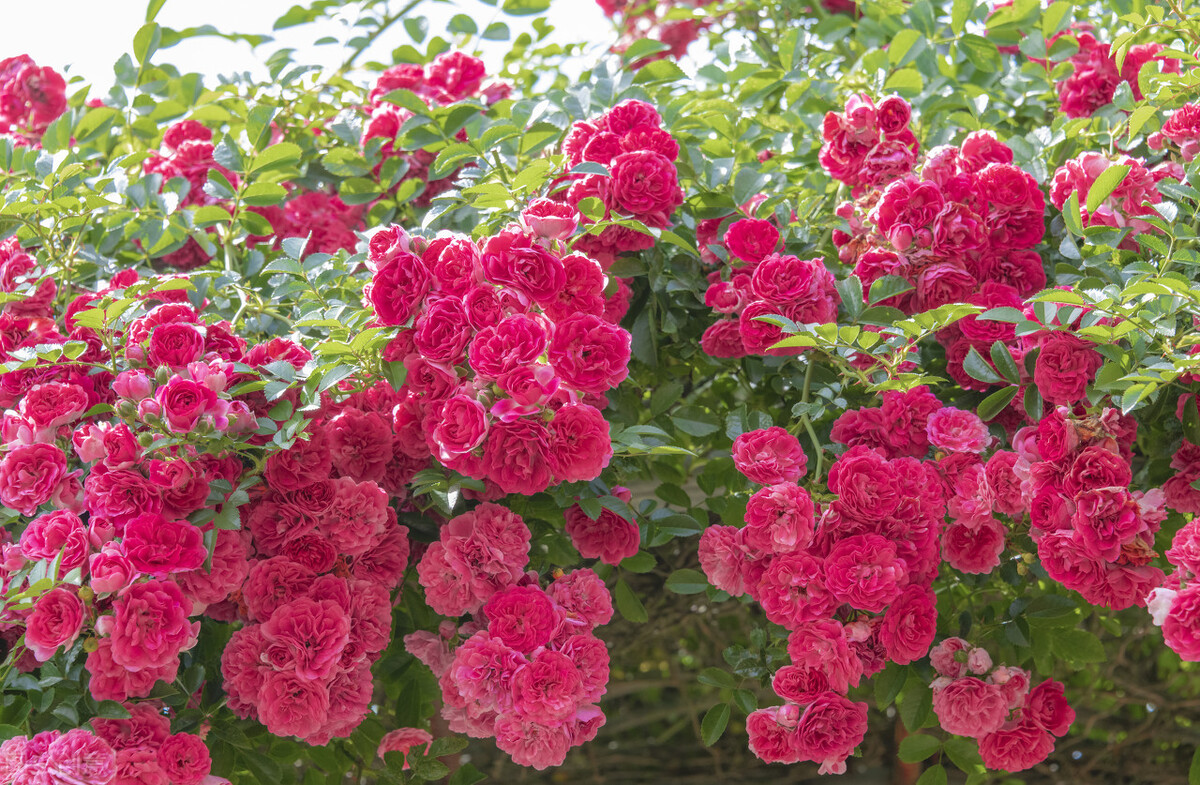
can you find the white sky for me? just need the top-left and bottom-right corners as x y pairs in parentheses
(0, 0), (614, 91)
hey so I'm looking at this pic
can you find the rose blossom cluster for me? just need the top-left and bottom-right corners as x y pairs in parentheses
(559, 99), (685, 267)
(0, 728), (116, 785)
(0, 271), (268, 698)
(1147, 514), (1200, 661)
(825, 105), (1052, 387)
(220, 390), (412, 744)
(1150, 102), (1200, 162)
(818, 93), (920, 195)
(699, 216), (839, 358)
(929, 639), (1073, 773)
(0, 54), (67, 141)
(92, 702), (222, 785)
(1050, 151), (1180, 240)
(699, 426), (941, 771)
(364, 219), (631, 497)
(408, 504), (612, 769)
(831, 388), (1032, 575)
(1021, 407), (1165, 610)
(1053, 26), (1179, 118)
(145, 120), (366, 268)
(564, 486), (640, 565)
(596, 0), (715, 67)
(362, 50), (509, 208)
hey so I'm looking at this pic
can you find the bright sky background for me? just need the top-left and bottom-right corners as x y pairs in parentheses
(0, 0), (614, 91)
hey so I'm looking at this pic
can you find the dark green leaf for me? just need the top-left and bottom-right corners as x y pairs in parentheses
(614, 579), (648, 623)
(665, 569), (710, 595)
(700, 703), (730, 747)
(898, 734), (940, 763)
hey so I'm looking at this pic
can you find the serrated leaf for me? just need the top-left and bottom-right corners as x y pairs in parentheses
(700, 703), (730, 747)
(614, 579), (647, 623)
(898, 734), (940, 763)
(963, 346), (1004, 384)
(665, 568), (710, 595)
(1086, 164), (1131, 214)
(989, 341), (1021, 383)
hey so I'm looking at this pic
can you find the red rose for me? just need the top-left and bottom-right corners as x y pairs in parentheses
(724, 219), (780, 265)
(483, 585), (556, 653)
(547, 403), (612, 484)
(155, 733), (211, 785)
(481, 230), (566, 305)
(369, 252), (433, 326)
(481, 417), (553, 495)
(548, 313), (630, 394)
(877, 585), (937, 665)
(25, 587), (85, 662)
(1033, 332), (1102, 405)
(154, 376), (220, 433)
(468, 314), (547, 380)
(604, 150), (682, 222)
(147, 323), (205, 369)
(19, 381), (88, 429)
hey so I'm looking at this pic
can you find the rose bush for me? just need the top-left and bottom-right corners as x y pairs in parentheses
(0, 0), (1199, 783)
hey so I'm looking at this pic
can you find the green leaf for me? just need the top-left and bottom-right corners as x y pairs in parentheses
(1127, 104), (1157, 141)
(673, 405), (720, 437)
(943, 736), (985, 774)
(963, 346), (1004, 385)
(884, 68), (924, 92)
(977, 385), (1018, 422)
(146, 0), (167, 21)
(989, 341), (1021, 384)
(874, 663), (907, 710)
(1086, 164), (1131, 214)
(448, 13), (478, 34)
(621, 551), (656, 573)
(899, 673), (932, 732)
(898, 734), (940, 763)
(951, 0), (974, 34)
(1062, 191), (1084, 235)
(448, 763), (486, 785)
(1189, 746), (1200, 785)
(960, 34), (1001, 71)
(502, 0), (551, 14)
(0, 725), (25, 741)
(700, 703), (730, 747)
(916, 765), (948, 785)
(1050, 629), (1106, 664)
(614, 579), (648, 623)
(249, 142), (302, 173)
(1023, 384), (1044, 422)
(241, 182), (287, 206)
(665, 568), (710, 595)
(133, 22), (162, 64)
(888, 29), (923, 66)
(633, 59), (686, 84)
(869, 275), (914, 305)
(698, 668), (737, 689)
(95, 700), (133, 719)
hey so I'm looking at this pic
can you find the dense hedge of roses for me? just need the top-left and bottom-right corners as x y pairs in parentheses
(4, 0), (1200, 781)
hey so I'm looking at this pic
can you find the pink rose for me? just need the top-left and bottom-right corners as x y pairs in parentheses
(484, 585), (557, 654)
(121, 513), (207, 576)
(1033, 333), (1102, 406)
(155, 733), (211, 785)
(756, 552), (835, 629)
(698, 525), (752, 596)
(547, 568), (613, 628)
(97, 579), (198, 671)
(724, 219), (780, 264)
(878, 585), (937, 665)
(824, 533), (907, 613)
(20, 510), (89, 573)
(263, 430), (332, 491)
(324, 408), (394, 483)
(85, 638), (178, 702)
(258, 670), (330, 739)
(743, 483), (816, 554)
(368, 252), (432, 326)
(261, 597), (351, 681)
(978, 717), (1055, 772)
(548, 313), (630, 394)
(429, 394), (489, 459)
(511, 649), (583, 723)
(19, 382), (89, 429)
(787, 619), (863, 693)
(0, 442), (67, 515)
(793, 693), (869, 775)
(481, 230), (566, 305)
(564, 490), (639, 565)
(926, 407), (991, 453)
(45, 729), (116, 785)
(89, 544), (136, 595)
(604, 150), (682, 222)
(481, 417), (553, 495)
(493, 714), (571, 770)
(147, 323), (205, 369)
(154, 376), (220, 433)
(932, 677), (1009, 737)
(746, 704), (802, 764)
(732, 427), (807, 485)
(1025, 679), (1074, 737)
(468, 315), (547, 380)
(25, 588), (85, 662)
(413, 297), (472, 364)
(943, 518), (1007, 574)
(522, 198), (579, 241)
(547, 403), (612, 484)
